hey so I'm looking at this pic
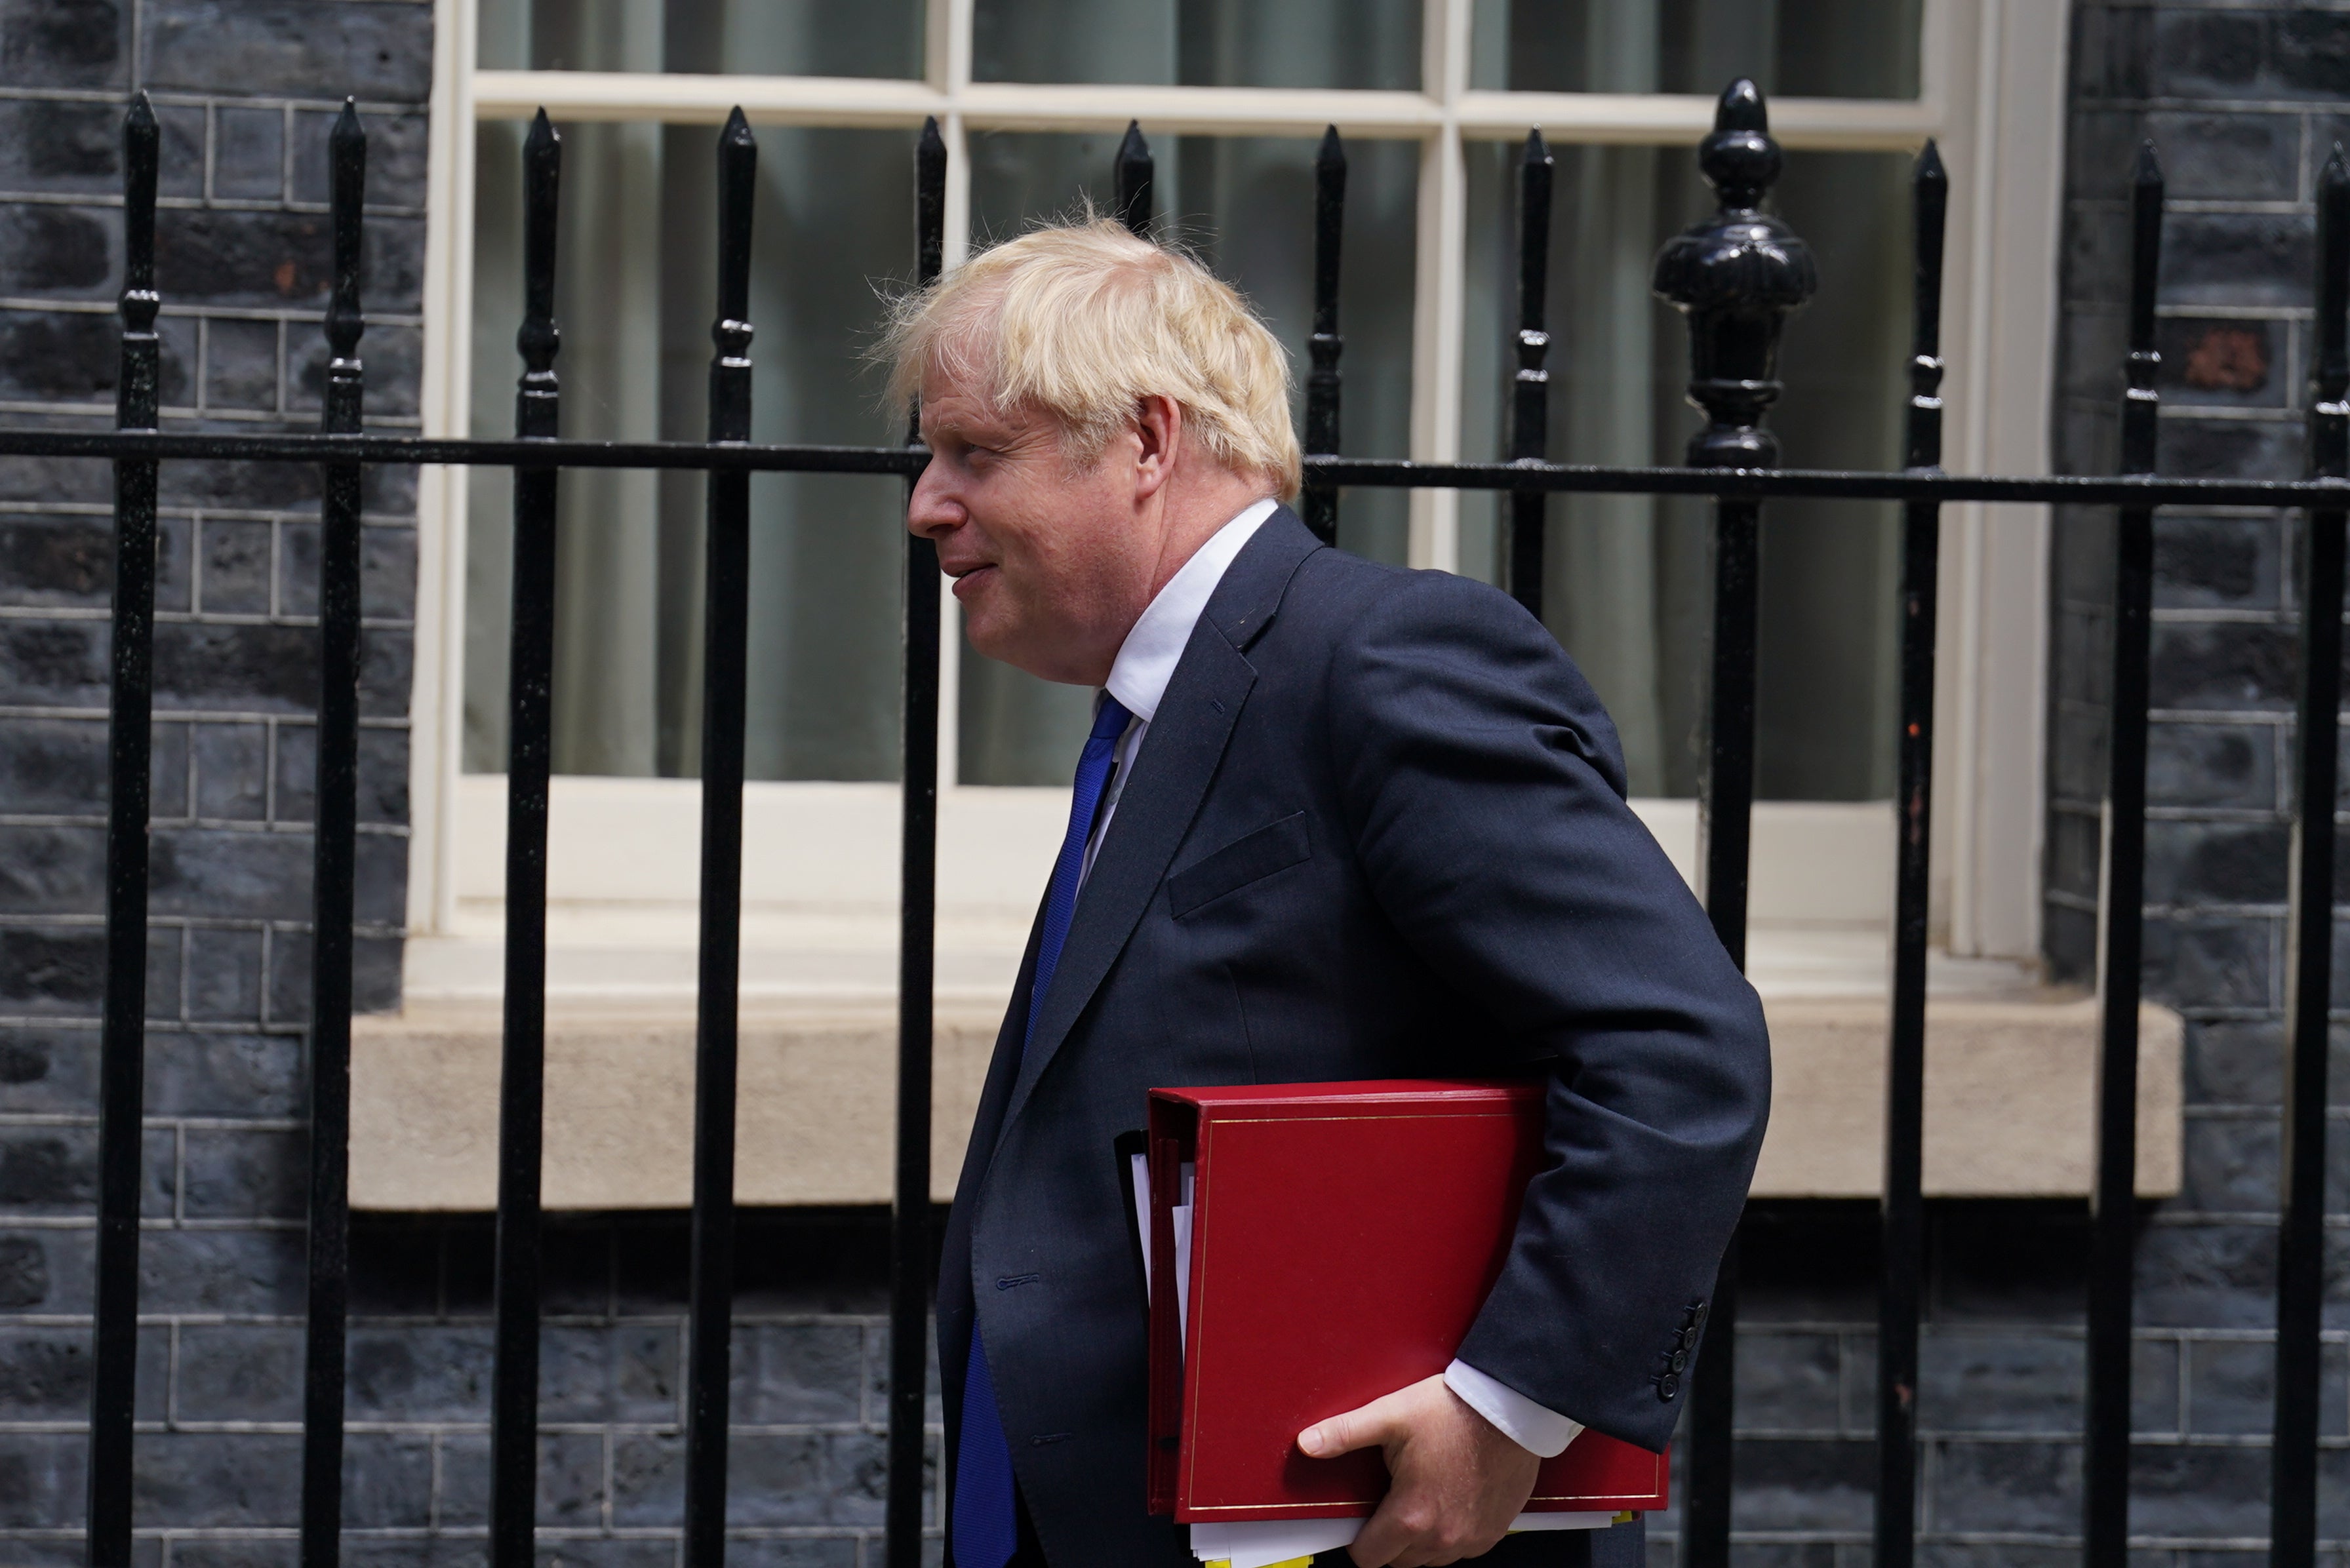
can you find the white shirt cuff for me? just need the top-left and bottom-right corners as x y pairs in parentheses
(1443, 1358), (1583, 1459)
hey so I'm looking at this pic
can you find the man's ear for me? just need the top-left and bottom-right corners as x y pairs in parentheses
(1132, 394), (1183, 501)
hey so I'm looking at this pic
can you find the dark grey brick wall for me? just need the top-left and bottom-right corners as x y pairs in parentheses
(0, 0), (433, 1561)
(2033, 2), (2350, 1566)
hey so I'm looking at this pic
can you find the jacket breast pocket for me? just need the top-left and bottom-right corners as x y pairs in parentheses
(1167, 812), (1311, 920)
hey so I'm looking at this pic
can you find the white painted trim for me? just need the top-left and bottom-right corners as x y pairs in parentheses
(1406, 0), (1471, 573)
(408, 0), (479, 938)
(1928, 0), (2067, 961)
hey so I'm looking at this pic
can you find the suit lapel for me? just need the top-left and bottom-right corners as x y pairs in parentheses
(995, 509), (1323, 1140)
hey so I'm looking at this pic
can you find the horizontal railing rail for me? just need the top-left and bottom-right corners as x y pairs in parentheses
(40, 78), (2337, 1568)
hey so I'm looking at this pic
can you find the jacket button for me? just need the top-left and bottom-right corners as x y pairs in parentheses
(1657, 1373), (1680, 1401)
(1669, 1350), (1688, 1373)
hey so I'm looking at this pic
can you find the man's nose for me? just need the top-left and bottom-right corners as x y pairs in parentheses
(906, 462), (959, 539)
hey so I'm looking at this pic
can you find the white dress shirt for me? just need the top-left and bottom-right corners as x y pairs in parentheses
(1072, 498), (1583, 1460)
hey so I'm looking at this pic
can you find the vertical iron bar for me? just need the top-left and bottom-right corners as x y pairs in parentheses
(1875, 138), (1947, 1568)
(1652, 81), (1815, 1568)
(2084, 140), (2163, 1568)
(2269, 142), (2348, 1568)
(685, 107), (758, 1568)
(887, 115), (949, 1568)
(1302, 126), (1346, 547)
(86, 91), (160, 1568)
(491, 108), (561, 1568)
(1115, 121), (1153, 239)
(299, 100), (367, 1568)
(1509, 130), (1553, 618)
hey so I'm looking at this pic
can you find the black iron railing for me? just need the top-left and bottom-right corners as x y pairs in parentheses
(42, 79), (2338, 1568)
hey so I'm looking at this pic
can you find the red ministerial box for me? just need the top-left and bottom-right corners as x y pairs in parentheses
(1145, 1080), (1669, 1523)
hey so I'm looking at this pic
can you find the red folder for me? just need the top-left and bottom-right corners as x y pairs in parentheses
(1145, 1080), (1668, 1523)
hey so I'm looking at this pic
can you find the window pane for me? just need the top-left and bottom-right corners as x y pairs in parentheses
(464, 120), (916, 781)
(974, 0), (1420, 89)
(1460, 143), (1911, 801)
(1469, 0), (1921, 100)
(956, 129), (1419, 786)
(478, 0), (923, 78)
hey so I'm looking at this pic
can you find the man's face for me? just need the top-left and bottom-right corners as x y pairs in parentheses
(907, 355), (1157, 686)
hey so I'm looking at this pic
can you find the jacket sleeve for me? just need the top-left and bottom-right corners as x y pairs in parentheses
(1324, 568), (1770, 1452)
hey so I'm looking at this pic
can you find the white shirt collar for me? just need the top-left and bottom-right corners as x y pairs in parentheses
(1104, 498), (1279, 724)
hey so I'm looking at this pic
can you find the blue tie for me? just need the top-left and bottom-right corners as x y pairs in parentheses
(955, 693), (1134, 1568)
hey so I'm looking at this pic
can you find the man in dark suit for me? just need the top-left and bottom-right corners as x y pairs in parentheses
(887, 220), (1770, 1568)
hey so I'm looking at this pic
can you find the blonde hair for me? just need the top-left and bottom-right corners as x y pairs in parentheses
(881, 219), (1302, 500)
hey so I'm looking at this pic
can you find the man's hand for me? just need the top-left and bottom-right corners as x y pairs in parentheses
(1296, 1373), (1541, 1567)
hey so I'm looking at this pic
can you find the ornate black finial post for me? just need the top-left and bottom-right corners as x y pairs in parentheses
(2084, 138), (2163, 1568)
(2272, 146), (2350, 1568)
(299, 98), (367, 1568)
(685, 108), (758, 1568)
(88, 89), (161, 1568)
(1509, 128), (1555, 617)
(1875, 135), (1946, 1568)
(1302, 125), (1347, 545)
(1115, 120), (1153, 237)
(886, 114), (950, 1568)
(491, 106), (561, 1568)
(1650, 79), (1815, 1568)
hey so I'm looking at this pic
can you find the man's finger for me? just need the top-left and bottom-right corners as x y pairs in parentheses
(1345, 1490), (1430, 1567)
(1297, 1390), (1408, 1459)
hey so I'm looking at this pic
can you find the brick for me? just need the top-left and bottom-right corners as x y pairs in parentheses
(0, 0), (127, 89)
(730, 1320), (862, 1425)
(0, 928), (106, 1012)
(727, 1540), (862, 1568)
(2181, 1115), (2281, 1213)
(294, 107), (431, 209)
(215, 108), (285, 203)
(2164, 212), (2316, 313)
(181, 1125), (303, 1219)
(153, 718), (192, 819)
(0, 716), (107, 813)
(0, 1124), (94, 1211)
(203, 317), (281, 414)
(2141, 819), (2288, 907)
(339, 1431), (434, 1530)
(2129, 1441), (2273, 1539)
(2157, 317), (2288, 411)
(0, 1226), (92, 1313)
(864, 1317), (942, 1426)
(2135, 1222), (2279, 1330)
(0, 620), (108, 707)
(0, 824), (102, 912)
(0, 311), (125, 403)
(153, 623), (317, 713)
(140, 2), (435, 100)
(361, 627), (414, 720)
(1917, 1332), (2083, 1435)
(2182, 1019), (2286, 1107)
(0, 1325), (90, 1414)
(1721, 1437), (1871, 1533)
(2148, 722), (2274, 810)
(1731, 1329), (1840, 1434)
(0, 100), (121, 190)
(2142, 912), (2274, 1012)
(0, 1429), (89, 1527)
(149, 827), (311, 922)
(146, 1029), (303, 1118)
(192, 722), (269, 821)
(2161, 415), (2303, 482)
(0, 1026), (97, 1114)
(437, 1430), (605, 1528)
(2274, 12), (2350, 98)
(345, 1322), (491, 1421)
(158, 453), (322, 511)
(2151, 9), (2267, 100)
(0, 514), (112, 608)
(186, 926), (266, 1021)
(2147, 111), (2300, 203)
(0, 203), (113, 296)
(365, 523), (420, 621)
(131, 1430), (302, 1527)
(2150, 621), (2296, 712)
(174, 1322), (301, 1423)
(542, 1320), (679, 1424)
(198, 517), (277, 617)
(151, 210), (426, 313)
(1929, 1438), (2077, 1533)
(170, 1542), (297, 1568)
(2134, 1332), (2183, 1438)
(136, 1225), (303, 1316)
(265, 928), (405, 1021)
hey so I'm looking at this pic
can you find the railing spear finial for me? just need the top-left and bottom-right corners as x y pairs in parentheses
(1115, 120), (1153, 238)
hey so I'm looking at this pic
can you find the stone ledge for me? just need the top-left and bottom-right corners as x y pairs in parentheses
(351, 990), (2181, 1211)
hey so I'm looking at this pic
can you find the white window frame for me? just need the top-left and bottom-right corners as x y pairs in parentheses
(403, 0), (2069, 1008)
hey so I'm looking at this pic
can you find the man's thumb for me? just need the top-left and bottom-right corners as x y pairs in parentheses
(1297, 1397), (1396, 1459)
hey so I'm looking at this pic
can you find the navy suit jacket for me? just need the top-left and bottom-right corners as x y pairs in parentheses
(938, 508), (1770, 1566)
